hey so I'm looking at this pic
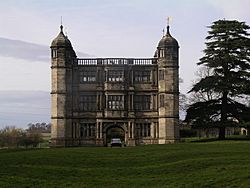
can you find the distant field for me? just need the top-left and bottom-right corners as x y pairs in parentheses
(0, 141), (250, 188)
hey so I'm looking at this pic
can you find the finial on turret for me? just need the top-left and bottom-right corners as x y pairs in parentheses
(167, 16), (172, 34)
(162, 28), (165, 37)
(60, 16), (63, 32)
(60, 25), (63, 32)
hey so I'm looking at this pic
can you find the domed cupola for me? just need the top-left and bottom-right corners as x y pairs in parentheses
(158, 25), (178, 48)
(51, 25), (72, 47)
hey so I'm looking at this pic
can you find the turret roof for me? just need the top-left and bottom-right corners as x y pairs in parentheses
(51, 25), (72, 47)
(158, 26), (178, 48)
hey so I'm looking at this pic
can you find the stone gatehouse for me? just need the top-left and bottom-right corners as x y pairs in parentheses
(50, 23), (180, 147)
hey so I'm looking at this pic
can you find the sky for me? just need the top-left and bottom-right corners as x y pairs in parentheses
(0, 0), (249, 128)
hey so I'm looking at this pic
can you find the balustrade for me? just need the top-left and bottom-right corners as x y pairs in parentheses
(76, 58), (156, 66)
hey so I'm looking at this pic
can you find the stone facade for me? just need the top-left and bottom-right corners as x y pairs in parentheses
(50, 25), (180, 147)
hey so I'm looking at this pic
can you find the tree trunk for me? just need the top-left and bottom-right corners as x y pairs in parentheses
(219, 91), (228, 140)
(218, 127), (225, 140)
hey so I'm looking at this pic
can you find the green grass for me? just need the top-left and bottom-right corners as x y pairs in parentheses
(181, 135), (250, 143)
(0, 141), (250, 188)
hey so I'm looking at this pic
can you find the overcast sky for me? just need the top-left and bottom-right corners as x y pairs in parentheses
(0, 0), (249, 128)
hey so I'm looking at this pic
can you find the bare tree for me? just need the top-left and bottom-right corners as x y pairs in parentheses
(188, 66), (221, 103)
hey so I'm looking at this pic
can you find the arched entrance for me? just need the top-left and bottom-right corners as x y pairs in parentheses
(243, 130), (247, 135)
(105, 125), (125, 146)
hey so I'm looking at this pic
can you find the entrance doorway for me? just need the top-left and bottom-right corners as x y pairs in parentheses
(106, 126), (125, 146)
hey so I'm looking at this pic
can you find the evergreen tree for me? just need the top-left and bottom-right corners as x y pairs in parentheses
(185, 20), (250, 139)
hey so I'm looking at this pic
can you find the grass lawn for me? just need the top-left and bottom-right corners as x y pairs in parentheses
(0, 141), (250, 188)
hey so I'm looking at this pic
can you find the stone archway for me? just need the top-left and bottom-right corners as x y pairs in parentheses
(243, 130), (247, 135)
(105, 125), (125, 146)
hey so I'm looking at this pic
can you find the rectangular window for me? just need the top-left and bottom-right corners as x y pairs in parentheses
(107, 95), (123, 110)
(107, 70), (123, 82)
(79, 95), (96, 111)
(147, 123), (151, 137)
(135, 123), (151, 138)
(144, 123), (151, 137)
(80, 123), (96, 138)
(134, 70), (151, 82)
(80, 71), (96, 82)
(159, 70), (164, 80)
(51, 49), (57, 58)
(160, 50), (165, 57)
(134, 95), (151, 111)
(134, 123), (139, 138)
(160, 95), (164, 107)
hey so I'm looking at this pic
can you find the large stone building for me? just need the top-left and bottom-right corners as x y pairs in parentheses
(50, 24), (180, 147)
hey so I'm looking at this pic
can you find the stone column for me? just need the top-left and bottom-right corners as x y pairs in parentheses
(106, 94), (108, 110)
(131, 69), (134, 85)
(74, 122), (79, 138)
(74, 123), (76, 139)
(131, 95), (134, 110)
(97, 94), (100, 110)
(128, 121), (131, 138)
(86, 124), (89, 138)
(96, 123), (99, 139)
(100, 122), (103, 139)
(100, 93), (103, 110)
(151, 122), (155, 138)
(131, 122), (134, 139)
(156, 122), (159, 138)
(76, 123), (80, 138)
(124, 122), (127, 143)
(128, 95), (131, 110)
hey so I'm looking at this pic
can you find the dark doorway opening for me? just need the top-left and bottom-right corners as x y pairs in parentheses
(106, 126), (125, 146)
(243, 130), (247, 135)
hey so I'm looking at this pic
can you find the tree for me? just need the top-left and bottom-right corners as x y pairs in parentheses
(0, 126), (44, 148)
(0, 126), (23, 148)
(185, 20), (250, 140)
(19, 132), (43, 148)
(188, 67), (221, 104)
(27, 122), (51, 133)
(179, 77), (188, 116)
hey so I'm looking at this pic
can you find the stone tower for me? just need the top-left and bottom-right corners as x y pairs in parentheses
(50, 25), (76, 146)
(157, 25), (180, 143)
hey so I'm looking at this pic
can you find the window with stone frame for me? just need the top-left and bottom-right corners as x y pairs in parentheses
(107, 95), (124, 110)
(79, 70), (96, 82)
(159, 70), (164, 80)
(80, 123), (96, 138)
(51, 49), (57, 58)
(107, 70), (123, 82)
(159, 94), (164, 107)
(134, 95), (151, 111)
(135, 123), (151, 137)
(159, 49), (165, 57)
(79, 95), (96, 111)
(144, 123), (151, 137)
(134, 70), (151, 82)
